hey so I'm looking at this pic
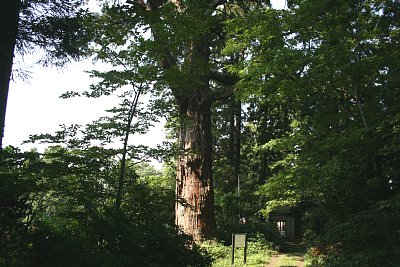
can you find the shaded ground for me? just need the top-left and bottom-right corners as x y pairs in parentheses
(266, 241), (307, 267)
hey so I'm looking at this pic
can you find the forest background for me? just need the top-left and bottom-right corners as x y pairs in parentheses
(1, 0), (399, 266)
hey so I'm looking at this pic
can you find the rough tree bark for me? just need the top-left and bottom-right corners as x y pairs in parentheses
(175, 94), (217, 241)
(174, 31), (219, 241)
(0, 0), (20, 151)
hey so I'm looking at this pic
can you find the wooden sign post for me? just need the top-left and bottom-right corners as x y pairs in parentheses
(231, 233), (247, 265)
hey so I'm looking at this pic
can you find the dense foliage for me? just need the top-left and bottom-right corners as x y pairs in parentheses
(0, 146), (210, 266)
(201, 236), (274, 266)
(223, 0), (400, 265)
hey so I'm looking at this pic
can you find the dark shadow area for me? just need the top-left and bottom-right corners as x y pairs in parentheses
(280, 240), (306, 254)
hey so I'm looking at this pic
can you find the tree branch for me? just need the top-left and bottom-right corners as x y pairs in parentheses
(206, 86), (234, 103)
(210, 71), (238, 86)
(126, 0), (147, 10)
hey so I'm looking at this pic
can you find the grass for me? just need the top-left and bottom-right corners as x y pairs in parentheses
(201, 239), (273, 267)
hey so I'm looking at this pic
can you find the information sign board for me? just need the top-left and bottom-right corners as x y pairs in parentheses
(234, 234), (247, 248)
(231, 233), (247, 265)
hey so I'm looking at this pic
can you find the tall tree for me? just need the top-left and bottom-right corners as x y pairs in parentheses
(113, 0), (249, 241)
(0, 0), (91, 151)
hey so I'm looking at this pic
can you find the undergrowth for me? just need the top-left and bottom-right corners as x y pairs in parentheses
(201, 237), (274, 267)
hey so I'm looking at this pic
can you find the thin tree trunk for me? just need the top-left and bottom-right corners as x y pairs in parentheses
(229, 102), (235, 164)
(115, 86), (141, 210)
(259, 105), (269, 184)
(233, 100), (241, 182)
(0, 0), (20, 151)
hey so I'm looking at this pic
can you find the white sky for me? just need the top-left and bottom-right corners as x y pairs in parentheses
(5, 56), (165, 166)
(4, 0), (285, 168)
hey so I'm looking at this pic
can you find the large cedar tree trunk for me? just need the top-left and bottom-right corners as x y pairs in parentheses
(0, 0), (20, 151)
(174, 31), (218, 241)
(145, 0), (233, 241)
(175, 96), (217, 241)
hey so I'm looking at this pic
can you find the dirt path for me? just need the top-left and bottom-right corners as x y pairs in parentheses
(266, 253), (284, 267)
(266, 241), (307, 267)
(266, 253), (305, 267)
